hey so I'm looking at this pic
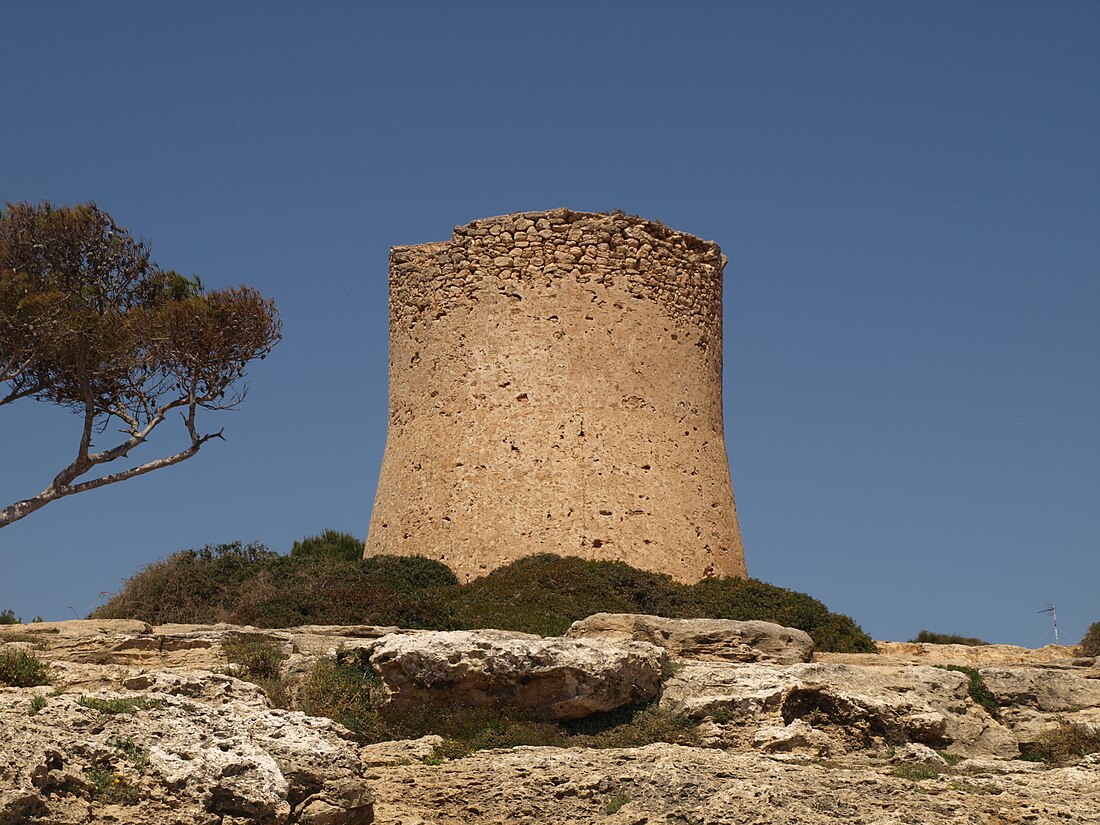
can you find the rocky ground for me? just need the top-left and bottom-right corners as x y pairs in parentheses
(2, 617), (1098, 824)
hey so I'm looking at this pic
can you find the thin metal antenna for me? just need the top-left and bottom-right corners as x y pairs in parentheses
(1038, 604), (1059, 644)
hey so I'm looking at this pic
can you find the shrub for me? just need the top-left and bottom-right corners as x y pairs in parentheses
(447, 554), (875, 653)
(1081, 622), (1100, 658)
(912, 630), (989, 646)
(0, 649), (50, 687)
(934, 665), (998, 712)
(222, 633), (290, 707)
(223, 634), (287, 680)
(291, 530), (364, 562)
(0, 609), (19, 625)
(93, 540), (875, 653)
(91, 541), (278, 625)
(1021, 721), (1100, 764)
(892, 764), (940, 781)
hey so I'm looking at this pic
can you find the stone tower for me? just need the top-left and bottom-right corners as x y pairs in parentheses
(365, 209), (746, 583)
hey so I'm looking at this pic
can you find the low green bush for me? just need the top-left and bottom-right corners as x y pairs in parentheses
(934, 665), (998, 712)
(911, 630), (989, 646)
(1080, 622), (1100, 658)
(0, 649), (50, 687)
(93, 536), (875, 653)
(0, 609), (20, 625)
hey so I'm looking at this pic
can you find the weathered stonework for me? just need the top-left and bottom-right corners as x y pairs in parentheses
(365, 209), (747, 582)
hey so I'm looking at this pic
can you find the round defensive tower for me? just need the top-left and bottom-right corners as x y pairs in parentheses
(365, 209), (746, 583)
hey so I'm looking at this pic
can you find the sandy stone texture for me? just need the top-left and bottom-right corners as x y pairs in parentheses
(365, 209), (746, 583)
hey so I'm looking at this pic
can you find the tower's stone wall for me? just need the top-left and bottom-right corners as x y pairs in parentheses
(366, 209), (746, 583)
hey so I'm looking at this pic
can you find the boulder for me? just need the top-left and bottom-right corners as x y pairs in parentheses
(366, 630), (666, 720)
(566, 613), (814, 664)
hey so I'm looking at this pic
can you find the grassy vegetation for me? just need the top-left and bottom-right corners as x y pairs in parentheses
(92, 533), (875, 653)
(891, 763), (941, 781)
(298, 649), (699, 757)
(0, 609), (19, 625)
(0, 648), (51, 687)
(222, 633), (291, 707)
(1081, 621), (1100, 658)
(1020, 721), (1100, 764)
(911, 630), (989, 646)
(933, 665), (998, 713)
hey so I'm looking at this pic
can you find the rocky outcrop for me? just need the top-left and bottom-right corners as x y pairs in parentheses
(0, 684), (372, 825)
(566, 613), (814, 663)
(659, 660), (1019, 756)
(364, 630), (667, 720)
(2, 619), (1097, 824)
(365, 743), (1100, 825)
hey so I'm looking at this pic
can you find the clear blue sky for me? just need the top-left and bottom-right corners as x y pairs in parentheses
(1, 2), (1097, 646)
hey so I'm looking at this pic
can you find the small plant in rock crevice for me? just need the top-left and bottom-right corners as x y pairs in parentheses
(933, 665), (998, 713)
(0, 648), (51, 687)
(221, 633), (291, 708)
(1020, 720), (1100, 764)
(85, 763), (140, 805)
(892, 764), (941, 781)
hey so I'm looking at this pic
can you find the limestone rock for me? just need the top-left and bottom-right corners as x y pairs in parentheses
(891, 743), (949, 766)
(566, 613), (814, 663)
(873, 641), (1079, 666)
(751, 719), (833, 755)
(979, 666), (1100, 712)
(0, 690), (372, 825)
(365, 743), (1100, 825)
(659, 660), (1018, 756)
(359, 736), (444, 768)
(366, 630), (666, 720)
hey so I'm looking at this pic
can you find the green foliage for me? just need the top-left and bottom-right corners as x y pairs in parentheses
(93, 537), (458, 630)
(0, 201), (281, 530)
(28, 695), (47, 715)
(912, 630), (989, 646)
(1080, 621), (1100, 658)
(109, 737), (150, 773)
(934, 665), (998, 712)
(291, 529), (364, 562)
(91, 541), (279, 625)
(892, 763), (941, 781)
(223, 633), (287, 680)
(86, 763), (140, 805)
(445, 554), (875, 653)
(1020, 721), (1100, 764)
(605, 793), (631, 815)
(77, 695), (164, 715)
(0, 609), (19, 624)
(222, 633), (290, 707)
(93, 541), (874, 653)
(0, 648), (50, 686)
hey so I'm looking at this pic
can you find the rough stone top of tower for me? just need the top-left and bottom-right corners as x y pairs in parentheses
(392, 208), (724, 258)
(388, 209), (728, 338)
